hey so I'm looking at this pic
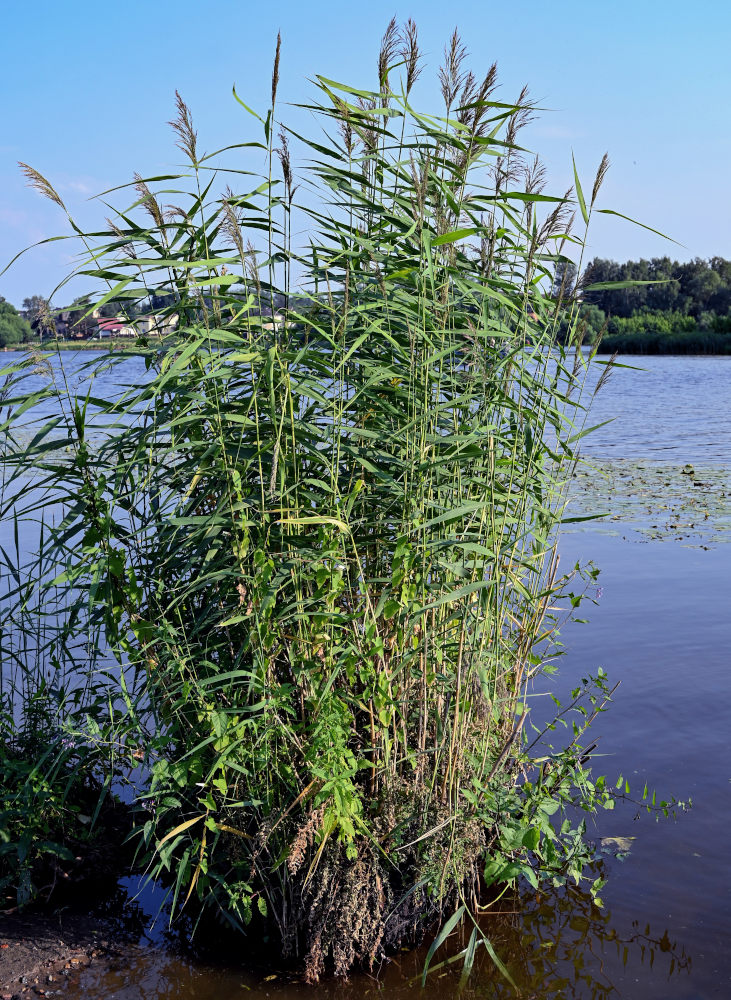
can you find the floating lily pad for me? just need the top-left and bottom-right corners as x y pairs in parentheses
(565, 458), (731, 546)
(599, 836), (636, 859)
(599, 836), (635, 852)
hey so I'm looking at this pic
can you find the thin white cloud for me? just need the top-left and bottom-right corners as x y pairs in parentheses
(62, 178), (96, 196)
(51, 175), (108, 198)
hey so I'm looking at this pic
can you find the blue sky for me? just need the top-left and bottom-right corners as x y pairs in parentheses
(1, 0), (729, 307)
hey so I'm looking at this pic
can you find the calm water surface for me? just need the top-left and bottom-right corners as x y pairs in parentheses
(3, 352), (730, 998)
(584, 353), (731, 463)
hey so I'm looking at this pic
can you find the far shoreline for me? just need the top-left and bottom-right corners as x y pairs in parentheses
(3, 341), (731, 357)
(2, 340), (133, 352)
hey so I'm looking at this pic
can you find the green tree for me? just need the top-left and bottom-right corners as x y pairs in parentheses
(0, 297), (32, 347)
(21, 295), (48, 326)
(578, 302), (606, 343)
(21, 294), (54, 340)
(583, 255), (731, 319)
(552, 259), (577, 300)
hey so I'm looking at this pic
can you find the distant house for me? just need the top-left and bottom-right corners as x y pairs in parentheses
(135, 316), (154, 337)
(54, 312), (70, 339)
(262, 311), (295, 331)
(135, 313), (179, 337)
(97, 318), (137, 338)
(54, 308), (97, 340)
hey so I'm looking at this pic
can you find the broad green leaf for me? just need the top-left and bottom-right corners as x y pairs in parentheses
(432, 227), (480, 246)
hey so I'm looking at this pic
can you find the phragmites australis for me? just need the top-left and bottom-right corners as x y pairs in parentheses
(438, 28), (468, 111)
(523, 155), (548, 232)
(592, 152), (611, 208)
(277, 129), (295, 203)
(377, 16), (399, 96)
(506, 84), (536, 150)
(400, 18), (422, 96)
(18, 162), (66, 211)
(245, 239), (262, 298)
(457, 62), (498, 137)
(106, 217), (137, 259)
(538, 186), (575, 249)
(133, 173), (165, 230)
(595, 350), (618, 394)
(272, 31), (281, 109)
(169, 90), (198, 164)
(335, 96), (355, 156)
(222, 186), (246, 262)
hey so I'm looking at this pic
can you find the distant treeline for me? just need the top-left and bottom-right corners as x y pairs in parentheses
(7, 256), (731, 355)
(559, 256), (731, 354)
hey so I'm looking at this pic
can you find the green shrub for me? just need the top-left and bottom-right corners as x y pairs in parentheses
(0, 684), (131, 908)
(2, 22), (651, 980)
(0, 298), (31, 348)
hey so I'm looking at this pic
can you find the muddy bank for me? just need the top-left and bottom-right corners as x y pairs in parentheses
(0, 880), (153, 999)
(0, 909), (121, 997)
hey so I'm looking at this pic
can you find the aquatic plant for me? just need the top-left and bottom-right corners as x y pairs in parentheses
(0, 691), (132, 910)
(1, 21), (657, 979)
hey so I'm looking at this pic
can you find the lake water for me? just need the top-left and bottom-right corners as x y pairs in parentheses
(3, 352), (730, 998)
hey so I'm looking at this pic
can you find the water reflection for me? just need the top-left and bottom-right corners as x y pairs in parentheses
(68, 873), (690, 1000)
(485, 883), (691, 999)
(88, 884), (153, 945)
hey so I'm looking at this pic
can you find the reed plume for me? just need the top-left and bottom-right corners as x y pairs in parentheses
(272, 31), (281, 108)
(169, 90), (198, 164)
(18, 162), (66, 210)
(439, 29), (468, 110)
(591, 152), (611, 207)
(377, 16), (399, 95)
(133, 173), (165, 229)
(2, 23), (628, 984)
(400, 18), (422, 96)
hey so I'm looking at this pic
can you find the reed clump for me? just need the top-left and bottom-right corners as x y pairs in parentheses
(2, 22), (634, 979)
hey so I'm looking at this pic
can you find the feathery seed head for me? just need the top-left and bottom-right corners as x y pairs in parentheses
(169, 91), (198, 164)
(439, 29), (468, 111)
(506, 85), (535, 147)
(537, 187), (574, 249)
(335, 97), (355, 155)
(591, 152), (610, 208)
(222, 189), (245, 261)
(245, 240), (262, 297)
(29, 345), (53, 378)
(19, 162), (66, 211)
(134, 173), (165, 229)
(595, 350), (618, 393)
(272, 32), (281, 109)
(377, 17), (399, 96)
(400, 19), (422, 96)
(277, 129), (293, 200)
(106, 217), (137, 258)
(355, 98), (379, 153)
